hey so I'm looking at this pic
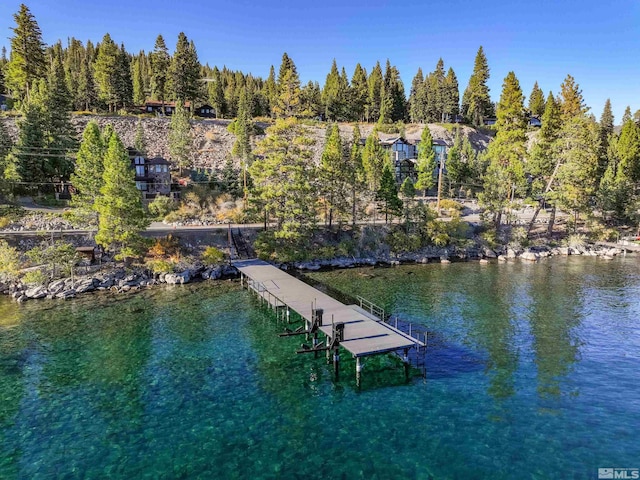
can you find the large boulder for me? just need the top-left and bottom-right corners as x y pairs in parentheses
(24, 286), (47, 299)
(521, 251), (539, 262)
(165, 270), (191, 285)
(74, 279), (96, 294)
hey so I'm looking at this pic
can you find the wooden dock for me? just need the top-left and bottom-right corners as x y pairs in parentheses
(234, 259), (425, 382)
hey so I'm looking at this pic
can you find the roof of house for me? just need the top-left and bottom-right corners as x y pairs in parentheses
(146, 157), (171, 165)
(144, 100), (192, 108)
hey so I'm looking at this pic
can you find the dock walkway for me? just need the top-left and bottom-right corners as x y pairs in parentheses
(234, 259), (424, 371)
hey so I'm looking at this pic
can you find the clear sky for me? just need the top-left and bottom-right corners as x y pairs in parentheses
(1, 0), (638, 122)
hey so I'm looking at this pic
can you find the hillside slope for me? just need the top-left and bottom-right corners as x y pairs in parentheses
(0, 115), (492, 172)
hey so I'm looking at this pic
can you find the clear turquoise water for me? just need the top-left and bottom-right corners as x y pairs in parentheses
(0, 257), (639, 479)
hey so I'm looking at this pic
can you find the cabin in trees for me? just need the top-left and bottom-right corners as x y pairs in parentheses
(142, 101), (216, 118)
(143, 101), (191, 115)
(196, 104), (216, 118)
(128, 148), (179, 200)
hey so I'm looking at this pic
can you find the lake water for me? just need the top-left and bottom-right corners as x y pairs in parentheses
(0, 257), (639, 479)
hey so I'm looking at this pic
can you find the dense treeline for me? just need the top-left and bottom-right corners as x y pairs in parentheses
(0, 4), (502, 126)
(3, 2), (640, 256)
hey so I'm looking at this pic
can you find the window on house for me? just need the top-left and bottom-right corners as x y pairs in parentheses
(147, 106), (153, 112)
(136, 165), (145, 175)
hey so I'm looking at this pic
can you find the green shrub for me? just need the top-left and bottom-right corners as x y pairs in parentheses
(145, 258), (175, 274)
(0, 217), (10, 229)
(480, 227), (499, 248)
(0, 240), (20, 281)
(438, 199), (463, 216)
(564, 234), (587, 249)
(202, 246), (225, 264)
(22, 270), (47, 286)
(0, 204), (26, 221)
(148, 195), (177, 219)
(386, 228), (420, 254)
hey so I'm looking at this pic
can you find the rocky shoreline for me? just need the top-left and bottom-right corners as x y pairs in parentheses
(1, 264), (239, 303)
(1, 242), (629, 304)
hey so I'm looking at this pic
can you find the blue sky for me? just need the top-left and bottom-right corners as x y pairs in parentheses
(1, 0), (638, 122)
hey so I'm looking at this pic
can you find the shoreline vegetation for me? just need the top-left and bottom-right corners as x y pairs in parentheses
(0, 234), (630, 304)
(1, 5), (640, 307)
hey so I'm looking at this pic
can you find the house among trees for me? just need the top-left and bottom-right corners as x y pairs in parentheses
(128, 148), (178, 200)
(143, 100), (192, 115)
(142, 100), (215, 118)
(376, 133), (449, 185)
(195, 104), (216, 118)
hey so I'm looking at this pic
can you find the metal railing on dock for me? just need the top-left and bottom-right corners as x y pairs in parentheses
(357, 295), (386, 320)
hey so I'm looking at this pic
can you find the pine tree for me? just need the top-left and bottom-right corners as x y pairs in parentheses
(415, 126), (436, 194)
(362, 127), (387, 191)
(600, 99), (615, 139)
(168, 102), (192, 175)
(250, 117), (316, 240)
(169, 33), (201, 105)
(443, 67), (460, 122)
(528, 82), (545, 117)
(409, 68), (425, 123)
(207, 67), (225, 118)
(0, 121), (15, 195)
(350, 64), (368, 122)
(6, 4), (46, 102)
(400, 177), (416, 198)
(478, 71), (527, 225)
(115, 44), (133, 109)
(300, 81), (322, 118)
(559, 74), (587, 121)
(322, 59), (344, 121)
(71, 121), (105, 217)
(232, 87), (253, 189)
(44, 53), (76, 180)
(10, 80), (47, 185)
(264, 65), (277, 117)
(151, 35), (170, 113)
(318, 123), (348, 226)
(347, 124), (365, 225)
(366, 62), (383, 122)
(622, 106), (632, 124)
(77, 51), (97, 111)
(526, 92), (562, 232)
(381, 60), (406, 122)
(431, 58), (447, 122)
(555, 116), (600, 228)
(94, 132), (148, 259)
(376, 163), (402, 222)
(462, 46), (492, 126)
(273, 53), (301, 118)
(93, 33), (120, 112)
(598, 99), (615, 179)
(132, 58), (145, 105)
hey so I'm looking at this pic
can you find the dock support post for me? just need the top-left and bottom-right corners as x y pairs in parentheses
(333, 347), (340, 380)
(356, 357), (362, 388)
(326, 338), (331, 363)
(313, 332), (319, 358)
(403, 348), (409, 381)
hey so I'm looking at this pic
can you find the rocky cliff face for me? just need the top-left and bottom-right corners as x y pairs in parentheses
(0, 115), (492, 173)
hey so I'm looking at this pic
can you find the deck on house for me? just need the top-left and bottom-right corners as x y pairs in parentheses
(234, 259), (423, 358)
